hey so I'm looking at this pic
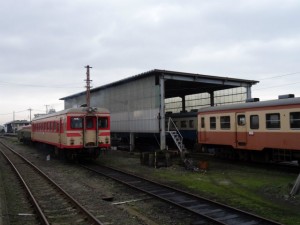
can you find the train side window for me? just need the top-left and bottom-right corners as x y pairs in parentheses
(266, 113), (280, 129)
(220, 116), (230, 129)
(210, 117), (216, 129)
(71, 117), (83, 129)
(250, 115), (259, 129)
(290, 112), (300, 129)
(181, 120), (187, 128)
(237, 115), (246, 126)
(98, 117), (108, 128)
(201, 117), (205, 128)
(189, 120), (194, 128)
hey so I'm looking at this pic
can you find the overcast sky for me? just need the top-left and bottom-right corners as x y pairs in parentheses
(1, 0), (300, 124)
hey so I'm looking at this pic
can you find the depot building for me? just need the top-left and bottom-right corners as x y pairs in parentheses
(60, 69), (258, 151)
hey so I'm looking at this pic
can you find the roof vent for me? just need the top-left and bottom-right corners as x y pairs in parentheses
(278, 94), (294, 99)
(246, 98), (260, 103)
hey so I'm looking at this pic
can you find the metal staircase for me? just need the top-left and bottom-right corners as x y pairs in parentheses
(166, 117), (186, 159)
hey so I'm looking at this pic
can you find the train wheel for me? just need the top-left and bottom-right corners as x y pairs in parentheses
(53, 147), (60, 158)
(201, 145), (207, 153)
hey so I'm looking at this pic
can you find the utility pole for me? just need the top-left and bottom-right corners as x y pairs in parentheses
(85, 65), (92, 108)
(28, 108), (32, 122)
(44, 105), (50, 114)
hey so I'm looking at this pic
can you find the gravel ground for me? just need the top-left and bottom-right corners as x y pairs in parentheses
(0, 138), (212, 225)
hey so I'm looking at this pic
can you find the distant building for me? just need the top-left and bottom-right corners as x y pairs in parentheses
(4, 120), (30, 133)
(0, 125), (4, 134)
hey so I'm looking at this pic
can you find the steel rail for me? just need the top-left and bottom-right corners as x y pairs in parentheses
(0, 141), (104, 225)
(81, 164), (284, 225)
(0, 143), (49, 225)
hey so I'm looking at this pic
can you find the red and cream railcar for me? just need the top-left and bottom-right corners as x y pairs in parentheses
(31, 107), (110, 158)
(198, 97), (300, 162)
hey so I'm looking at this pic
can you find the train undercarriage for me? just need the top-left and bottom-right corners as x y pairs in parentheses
(198, 144), (300, 165)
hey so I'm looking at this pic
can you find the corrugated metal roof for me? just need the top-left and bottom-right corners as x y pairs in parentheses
(60, 69), (258, 100)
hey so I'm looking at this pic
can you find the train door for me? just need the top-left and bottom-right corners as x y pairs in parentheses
(83, 116), (98, 147)
(199, 116), (206, 142)
(236, 113), (247, 148)
(59, 118), (62, 148)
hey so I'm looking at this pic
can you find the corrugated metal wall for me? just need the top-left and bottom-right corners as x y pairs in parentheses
(64, 76), (161, 133)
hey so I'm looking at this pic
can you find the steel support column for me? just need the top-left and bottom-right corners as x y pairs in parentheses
(181, 95), (186, 112)
(130, 132), (135, 152)
(246, 85), (252, 99)
(209, 91), (215, 106)
(160, 76), (166, 150)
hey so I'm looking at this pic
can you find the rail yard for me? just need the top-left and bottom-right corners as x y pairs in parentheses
(1, 69), (300, 225)
(1, 136), (299, 225)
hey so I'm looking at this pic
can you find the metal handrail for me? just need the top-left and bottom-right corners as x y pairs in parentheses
(167, 117), (183, 141)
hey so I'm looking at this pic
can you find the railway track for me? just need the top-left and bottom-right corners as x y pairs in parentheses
(81, 163), (284, 225)
(0, 141), (104, 225)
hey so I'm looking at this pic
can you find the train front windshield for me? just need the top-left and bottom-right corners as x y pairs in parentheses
(86, 117), (95, 129)
(71, 117), (83, 129)
(98, 117), (108, 129)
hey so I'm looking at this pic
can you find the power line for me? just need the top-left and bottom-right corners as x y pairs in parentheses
(253, 81), (300, 91)
(0, 81), (82, 89)
(259, 72), (300, 80)
(0, 108), (48, 116)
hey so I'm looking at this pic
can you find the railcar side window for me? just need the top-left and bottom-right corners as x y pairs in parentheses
(181, 120), (187, 128)
(201, 117), (205, 128)
(189, 120), (194, 128)
(237, 115), (246, 126)
(290, 112), (300, 129)
(71, 117), (83, 129)
(98, 117), (108, 128)
(210, 117), (216, 129)
(266, 113), (280, 129)
(220, 116), (230, 129)
(250, 115), (259, 129)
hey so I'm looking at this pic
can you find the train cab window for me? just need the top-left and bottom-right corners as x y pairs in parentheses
(181, 120), (187, 128)
(266, 113), (280, 129)
(201, 117), (205, 128)
(98, 117), (108, 128)
(210, 117), (216, 129)
(237, 115), (246, 126)
(250, 115), (259, 129)
(189, 120), (194, 128)
(71, 117), (83, 129)
(220, 116), (230, 129)
(290, 112), (300, 129)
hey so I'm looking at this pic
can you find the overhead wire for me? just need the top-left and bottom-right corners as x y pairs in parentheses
(253, 71), (300, 91)
(0, 81), (83, 89)
(258, 72), (300, 80)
